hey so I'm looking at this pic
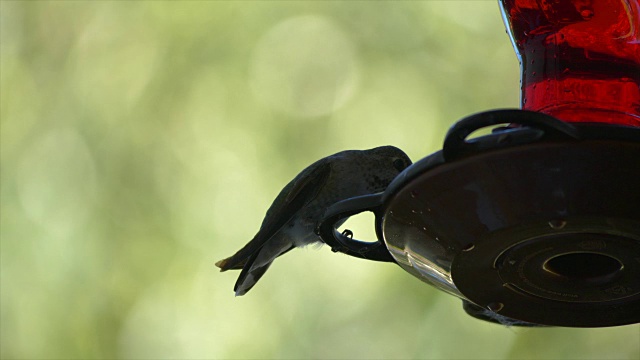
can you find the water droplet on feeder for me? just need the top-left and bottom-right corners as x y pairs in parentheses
(580, 9), (594, 20)
(548, 219), (567, 229)
(488, 302), (504, 312)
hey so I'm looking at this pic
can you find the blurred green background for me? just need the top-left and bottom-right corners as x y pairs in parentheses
(1, 1), (638, 359)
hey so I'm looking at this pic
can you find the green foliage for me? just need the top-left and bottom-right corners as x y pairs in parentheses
(1, 1), (637, 359)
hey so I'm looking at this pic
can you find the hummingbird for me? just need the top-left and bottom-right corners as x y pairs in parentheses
(216, 145), (412, 296)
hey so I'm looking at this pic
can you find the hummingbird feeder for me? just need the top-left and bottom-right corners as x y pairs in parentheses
(318, 0), (640, 327)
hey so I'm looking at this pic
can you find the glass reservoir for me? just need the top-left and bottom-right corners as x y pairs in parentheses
(500, 0), (640, 126)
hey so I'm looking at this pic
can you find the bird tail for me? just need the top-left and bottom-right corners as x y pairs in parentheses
(216, 238), (296, 272)
(233, 241), (294, 296)
(215, 232), (263, 272)
(215, 257), (246, 271)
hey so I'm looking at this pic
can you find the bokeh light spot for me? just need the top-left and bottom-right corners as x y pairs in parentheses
(16, 127), (98, 235)
(249, 15), (359, 118)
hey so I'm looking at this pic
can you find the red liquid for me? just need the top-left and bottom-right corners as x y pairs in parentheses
(499, 0), (640, 126)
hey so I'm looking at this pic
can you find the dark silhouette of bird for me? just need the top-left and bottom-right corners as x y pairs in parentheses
(216, 146), (411, 296)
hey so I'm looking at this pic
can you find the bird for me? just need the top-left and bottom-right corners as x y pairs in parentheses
(216, 145), (412, 296)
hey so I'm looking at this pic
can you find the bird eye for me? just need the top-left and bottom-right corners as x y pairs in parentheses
(393, 158), (406, 172)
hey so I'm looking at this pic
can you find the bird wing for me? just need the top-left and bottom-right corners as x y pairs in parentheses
(216, 159), (332, 271)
